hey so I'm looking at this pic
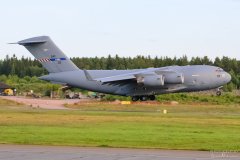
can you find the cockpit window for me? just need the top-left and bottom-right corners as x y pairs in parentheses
(216, 68), (224, 72)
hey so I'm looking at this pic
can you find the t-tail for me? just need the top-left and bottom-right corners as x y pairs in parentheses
(17, 36), (79, 73)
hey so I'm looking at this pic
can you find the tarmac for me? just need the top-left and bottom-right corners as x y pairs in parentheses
(0, 145), (239, 160)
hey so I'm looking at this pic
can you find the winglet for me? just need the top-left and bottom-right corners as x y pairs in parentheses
(83, 70), (94, 81)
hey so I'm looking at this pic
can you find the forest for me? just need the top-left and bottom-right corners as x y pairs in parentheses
(0, 54), (239, 91)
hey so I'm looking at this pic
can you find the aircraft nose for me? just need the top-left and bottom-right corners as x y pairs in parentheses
(225, 72), (231, 83)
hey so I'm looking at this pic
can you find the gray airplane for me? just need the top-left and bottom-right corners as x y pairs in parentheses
(15, 36), (231, 101)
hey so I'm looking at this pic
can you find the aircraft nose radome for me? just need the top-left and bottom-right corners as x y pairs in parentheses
(226, 72), (231, 83)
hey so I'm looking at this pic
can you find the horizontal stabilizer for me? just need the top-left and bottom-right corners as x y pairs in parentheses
(17, 36), (48, 46)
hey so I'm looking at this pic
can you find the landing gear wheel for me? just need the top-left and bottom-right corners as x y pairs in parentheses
(216, 91), (221, 96)
(140, 96), (148, 101)
(149, 95), (156, 101)
(132, 96), (140, 101)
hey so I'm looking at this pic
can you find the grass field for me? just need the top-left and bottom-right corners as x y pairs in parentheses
(0, 98), (239, 151)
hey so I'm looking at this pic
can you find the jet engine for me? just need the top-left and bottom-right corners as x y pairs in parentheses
(137, 75), (164, 86)
(164, 73), (184, 84)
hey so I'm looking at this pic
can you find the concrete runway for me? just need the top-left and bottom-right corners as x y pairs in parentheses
(0, 145), (239, 160)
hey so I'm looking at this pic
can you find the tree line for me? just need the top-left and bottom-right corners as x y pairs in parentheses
(0, 54), (239, 89)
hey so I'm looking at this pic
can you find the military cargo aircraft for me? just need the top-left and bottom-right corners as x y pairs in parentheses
(15, 36), (231, 101)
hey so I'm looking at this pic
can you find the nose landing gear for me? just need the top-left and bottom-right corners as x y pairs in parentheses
(216, 87), (222, 96)
(216, 90), (221, 96)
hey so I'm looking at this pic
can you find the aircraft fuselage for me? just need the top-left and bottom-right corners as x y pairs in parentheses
(40, 65), (231, 96)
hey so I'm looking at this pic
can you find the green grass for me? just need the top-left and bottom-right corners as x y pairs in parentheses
(157, 92), (240, 104)
(0, 99), (239, 151)
(103, 92), (240, 104)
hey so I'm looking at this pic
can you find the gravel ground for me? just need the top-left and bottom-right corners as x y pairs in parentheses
(0, 96), (81, 109)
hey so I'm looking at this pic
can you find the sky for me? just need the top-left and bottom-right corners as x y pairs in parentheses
(0, 0), (240, 60)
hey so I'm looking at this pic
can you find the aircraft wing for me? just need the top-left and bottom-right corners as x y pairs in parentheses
(94, 74), (136, 83)
(93, 68), (176, 83)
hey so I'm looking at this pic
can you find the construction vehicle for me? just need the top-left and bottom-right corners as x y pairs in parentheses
(64, 90), (80, 99)
(87, 92), (105, 99)
(3, 89), (14, 96)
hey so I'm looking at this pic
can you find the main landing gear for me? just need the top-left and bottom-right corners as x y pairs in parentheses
(131, 95), (156, 102)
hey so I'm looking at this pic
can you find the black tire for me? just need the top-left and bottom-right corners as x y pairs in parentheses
(140, 96), (148, 101)
(132, 96), (140, 101)
(149, 95), (156, 101)
(216, 91), (221, 96)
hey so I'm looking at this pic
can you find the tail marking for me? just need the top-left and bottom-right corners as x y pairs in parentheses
(37, 57), (67, 63)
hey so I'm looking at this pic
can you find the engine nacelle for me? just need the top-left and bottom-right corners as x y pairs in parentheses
(137, 75), (164, 86)
(164, 73), (184, 84)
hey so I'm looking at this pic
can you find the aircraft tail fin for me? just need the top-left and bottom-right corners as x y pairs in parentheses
(17, 36), (79, 73)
